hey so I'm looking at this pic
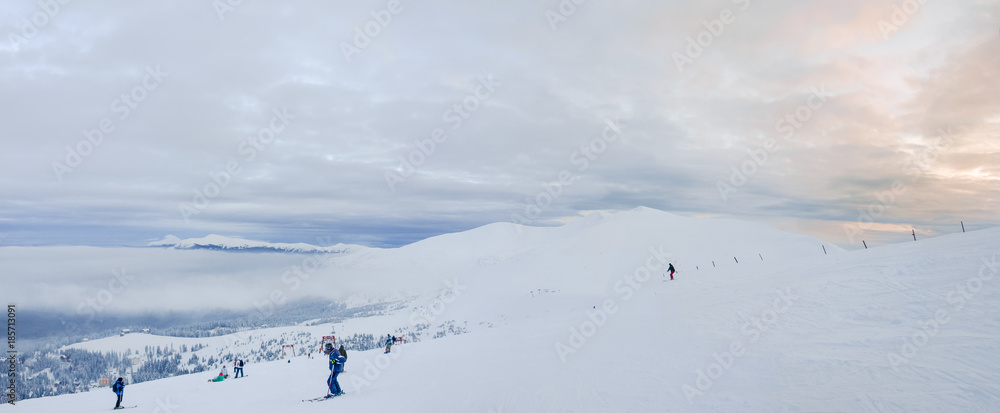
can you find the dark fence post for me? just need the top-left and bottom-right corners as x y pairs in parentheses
(912, 229), (916, 241)
(962, 221), (965, 233)
(759, 253), (763, 261)
(712, 261), (715, 267)
(822, 245), (827, 255)
(734, 257), (739, 263)
(863, 240), (868, 249)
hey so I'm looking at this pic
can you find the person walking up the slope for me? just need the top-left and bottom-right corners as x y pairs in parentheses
(385, 334), (393, 354)
(324, 342), (347, 397)
(668, 263), (676, 280)
(111, 377), (125, 409)
(339, 344), (347, 359)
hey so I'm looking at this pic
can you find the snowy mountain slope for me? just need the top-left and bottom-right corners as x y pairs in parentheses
(6, 211), (998, 411)
(378, 207), (842, 270)
(147, 234), (365, 254)
(308, 207), (843, 300)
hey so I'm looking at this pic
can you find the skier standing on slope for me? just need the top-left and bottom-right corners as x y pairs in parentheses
(111, 377), (125, 409)
(339, 344), (347, 359)
(325, 342), (347, 397)
(234, 358), (244, 378)
(385, 334), (393, 353)
(667, 263), (676, 280)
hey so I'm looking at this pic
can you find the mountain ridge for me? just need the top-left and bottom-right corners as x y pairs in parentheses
(146, 234), (364, 254)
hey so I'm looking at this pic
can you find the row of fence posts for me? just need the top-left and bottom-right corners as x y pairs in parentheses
(858, 221), (968, 250)
(695, 222), (971, 268)
(697, 252), (768, 270)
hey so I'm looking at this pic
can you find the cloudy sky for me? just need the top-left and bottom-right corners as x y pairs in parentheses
(1, 0), (998, 249)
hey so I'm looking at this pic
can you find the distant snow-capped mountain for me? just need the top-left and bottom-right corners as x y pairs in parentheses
(147, 234), (365, 254)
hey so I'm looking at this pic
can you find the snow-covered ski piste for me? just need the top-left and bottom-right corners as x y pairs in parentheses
(4, 209), (999, 412)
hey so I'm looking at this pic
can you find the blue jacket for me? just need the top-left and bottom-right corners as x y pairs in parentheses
(329, 352), (346, 373)
(112, 380), (124, 395)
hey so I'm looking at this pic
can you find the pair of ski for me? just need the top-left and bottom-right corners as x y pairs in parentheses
(302, 392), (347, 402)
(112, 406), (137, 410)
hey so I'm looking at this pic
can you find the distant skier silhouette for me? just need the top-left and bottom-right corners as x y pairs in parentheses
(668, 263), (676, 280)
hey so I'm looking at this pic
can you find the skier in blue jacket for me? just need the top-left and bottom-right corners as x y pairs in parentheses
(325, 342), (346, 397)
(111, 377), (125, 409)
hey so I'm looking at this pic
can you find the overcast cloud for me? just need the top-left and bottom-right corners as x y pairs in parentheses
(1, 0), (998, 249)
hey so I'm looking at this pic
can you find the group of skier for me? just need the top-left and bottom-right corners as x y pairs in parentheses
(106, 258), (677, 408)
(321, 335), (402, 397)
(211, 358), (244, 382)
(111, 357), (249, 408)
(114, 343), (352, 407)
(103, 262), (688, 408)
(98, 262), (687, 407)
(384, 334), (399, 353)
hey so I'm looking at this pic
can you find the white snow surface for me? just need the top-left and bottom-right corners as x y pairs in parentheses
(6, 208), (1000, 412)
